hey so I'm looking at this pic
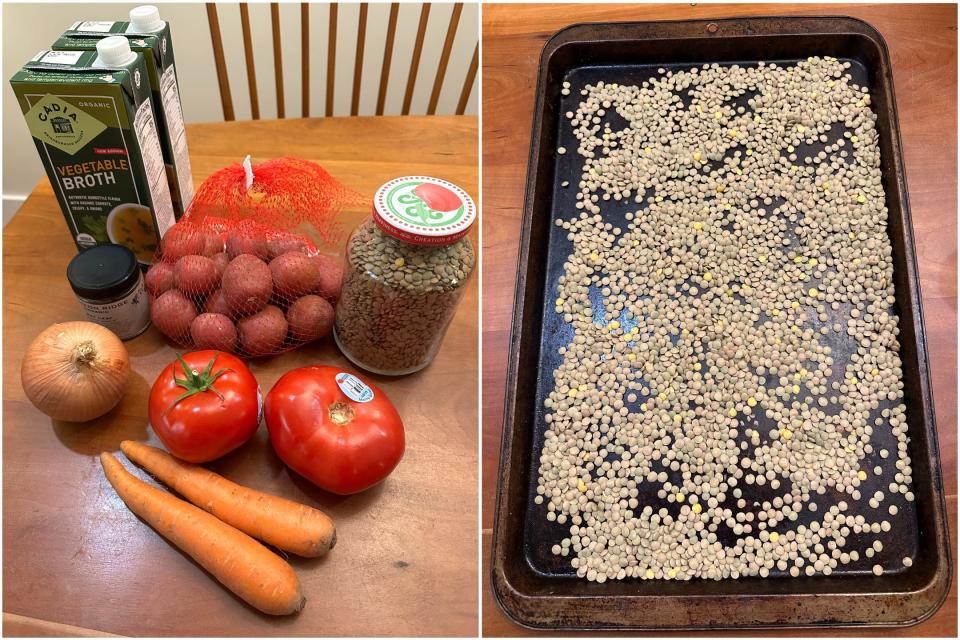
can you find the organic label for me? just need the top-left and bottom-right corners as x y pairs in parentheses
(76, 274), (150, 339)
(24, 94), (108, 155)
(335, 372), (374, 403)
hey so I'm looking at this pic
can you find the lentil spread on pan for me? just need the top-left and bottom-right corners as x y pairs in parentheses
(538, 58), (915, 582)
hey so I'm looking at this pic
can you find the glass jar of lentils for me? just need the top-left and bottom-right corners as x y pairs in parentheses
(334, 176), (476, 375)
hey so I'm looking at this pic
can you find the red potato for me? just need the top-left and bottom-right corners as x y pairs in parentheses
(201, 231), (226, 257)
(287, 295), (334, 342)
(174, 255), (219, 295)
(151, 290), (197, 339)
(190, 313), (238, 352)
(315, 254), (344, 303)
(204, 289), (232, 316)
(222, 255), (273, 316)
(226, 233), (270, 260)
(161, 226), (205, 261)
(211, 252), (230, 281)
(145, 262), (174, 296)
(238, 305), (288, 357)
(270, 252), (322, 299)
(267, 233), (308, 260)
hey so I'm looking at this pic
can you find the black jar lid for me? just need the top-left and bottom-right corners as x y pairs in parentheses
(67, 245), (140, 301)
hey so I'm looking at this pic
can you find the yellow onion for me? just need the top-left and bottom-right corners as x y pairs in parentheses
(21, 321), (130, 422)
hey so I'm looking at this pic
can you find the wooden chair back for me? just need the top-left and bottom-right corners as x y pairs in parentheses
(205, 2), (478, 120)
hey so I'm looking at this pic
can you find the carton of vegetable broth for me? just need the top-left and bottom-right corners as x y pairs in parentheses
(9, 45), (175, 263)
(53, 10), (194, 217)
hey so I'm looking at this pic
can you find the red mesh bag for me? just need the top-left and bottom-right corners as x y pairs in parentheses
(145, 156), (368, 358)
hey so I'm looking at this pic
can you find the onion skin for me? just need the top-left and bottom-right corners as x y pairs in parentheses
(21, 321), (130, 422)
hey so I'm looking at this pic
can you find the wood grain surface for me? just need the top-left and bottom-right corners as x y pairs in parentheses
(481, 3), (956, 636)
(3, 115), (479, 637)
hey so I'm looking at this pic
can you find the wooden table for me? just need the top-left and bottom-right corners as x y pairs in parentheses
(3, 116), (478, 637)
(481, 3), (957, 636)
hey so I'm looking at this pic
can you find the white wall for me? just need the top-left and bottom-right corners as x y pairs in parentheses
(2, 1), (478, 225)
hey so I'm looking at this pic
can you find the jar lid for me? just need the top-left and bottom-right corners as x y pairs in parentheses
(372, 176), (476, 246)
(67, 245), (140, 300)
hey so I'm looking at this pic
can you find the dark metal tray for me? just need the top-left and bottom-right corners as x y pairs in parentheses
(491, 17), (951, 630)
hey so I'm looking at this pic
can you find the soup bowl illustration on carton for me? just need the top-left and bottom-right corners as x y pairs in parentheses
(107, 203), (159, 263)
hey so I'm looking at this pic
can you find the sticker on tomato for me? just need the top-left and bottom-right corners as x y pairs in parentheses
(336, 372), (374, 403)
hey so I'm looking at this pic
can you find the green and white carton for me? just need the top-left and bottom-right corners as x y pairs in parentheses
(53, 5), (194, 217)
(9, 41), (176, 263)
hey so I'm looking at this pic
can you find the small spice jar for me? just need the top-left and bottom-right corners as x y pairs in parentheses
(67, 245), (151, 340)
(334, 176), (476, 375)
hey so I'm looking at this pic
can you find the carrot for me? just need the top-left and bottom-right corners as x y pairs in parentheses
(99, 452), (304, 615)
(120, 440), (336, 557)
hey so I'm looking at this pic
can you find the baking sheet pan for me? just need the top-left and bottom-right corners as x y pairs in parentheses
(491, 16), (951, 630)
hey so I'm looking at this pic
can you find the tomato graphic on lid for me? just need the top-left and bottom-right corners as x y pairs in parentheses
(413, 182), (462, 213)
(374, 176), (476, 246)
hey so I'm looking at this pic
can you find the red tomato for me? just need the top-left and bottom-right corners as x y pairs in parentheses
(265, 366), (404, 495)
(148, 351), (261, 462)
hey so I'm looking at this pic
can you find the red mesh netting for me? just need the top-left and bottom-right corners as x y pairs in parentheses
(145, 156), (369, 358)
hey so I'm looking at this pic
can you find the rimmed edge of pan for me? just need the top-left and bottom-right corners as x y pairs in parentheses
(490, 15), (951, 631)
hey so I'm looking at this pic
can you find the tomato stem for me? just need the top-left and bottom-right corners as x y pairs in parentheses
(163, 352), (233, 416)
(328, 401), (355, 425)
